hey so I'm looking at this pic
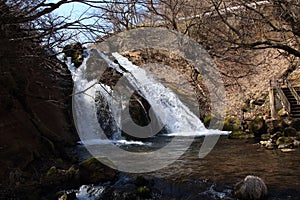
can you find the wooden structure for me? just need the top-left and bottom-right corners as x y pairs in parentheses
(270, 78), (300, 119)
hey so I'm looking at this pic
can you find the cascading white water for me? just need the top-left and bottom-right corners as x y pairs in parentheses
(71, 49), (226, 146)
(112, 52), (210, 136)
(69, 49), (154, 146)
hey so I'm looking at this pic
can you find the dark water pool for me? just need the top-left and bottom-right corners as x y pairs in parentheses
(75, 136), (300, 199)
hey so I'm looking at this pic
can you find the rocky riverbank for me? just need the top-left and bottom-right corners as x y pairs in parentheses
(203, 113), (300, 152)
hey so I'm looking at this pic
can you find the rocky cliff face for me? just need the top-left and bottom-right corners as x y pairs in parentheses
(0, 24), (77, 197)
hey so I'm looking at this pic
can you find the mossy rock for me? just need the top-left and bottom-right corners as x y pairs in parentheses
(270, 132), (284, 142)
(66, 166), (80, 180)
(46, 166), (57, 177)
(137, 186), (151, 198)
(278, 108), (288, 117)
(79, 157), (117, 184)
(223, 116), (241, 132)
(203, 114), (212, 128)
(249, 117), (267, 138)
(203, 114), (223, 129)
(276, 137), (294, 147)
(229, 131), (254, 139)
(46, 165), (79, 180)
(269, 119), (284, 134)
(261, 134), (269, 140)
(283, 127), (297, 137)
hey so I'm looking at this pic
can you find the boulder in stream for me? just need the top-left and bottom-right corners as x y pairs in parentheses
(235, 175), (268, 200)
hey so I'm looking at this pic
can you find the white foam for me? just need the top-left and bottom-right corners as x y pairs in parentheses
(78, 139), (148, 146)
(164, 130), (230, 137)
(76, 185), (105, 200)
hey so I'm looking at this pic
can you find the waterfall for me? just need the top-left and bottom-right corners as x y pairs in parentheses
(112, 52), (207, 136)
(71, 49), (226, 145)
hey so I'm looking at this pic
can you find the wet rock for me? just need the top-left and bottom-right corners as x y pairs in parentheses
(268, 119), (283, 134)
(293, 140), (300, 147)
(223, 116), (241, 132)
(59, 194), (67, 200)
(249, 117), (267, 138)
(128, 92), (151, 127)
(265, 141), (275, 150)
(121, 91), (166, 141)
(95, 94), (119, 139)
(270, 131), (284, 142)
(235, 175), (268, 200)
(137, 186), (152, 198)
(58, 192), (76, 200)
(278, 109), (288, 117)
(291, 119), (300, 131)
(79, 157), (117, 184)
(44, 165), (80, 188)
(229, 131), (254, 139)
(283, 127), (297, 137)
(282, 117), (294, 127)
(223, 116), (253, 139)
(260, 134), (269, 140)
(46, 166), (57, 177)
(203, 114), (223, 129)
(203, 114), (213, 128)
(276, 137), (294, 149)
(260, 140), (275, 150)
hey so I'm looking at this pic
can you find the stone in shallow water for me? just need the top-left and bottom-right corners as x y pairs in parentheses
(235, 175), (268, 200)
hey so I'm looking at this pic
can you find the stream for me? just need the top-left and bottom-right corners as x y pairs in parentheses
(65, 49), (300, 199)
(74, 137), (300, 200)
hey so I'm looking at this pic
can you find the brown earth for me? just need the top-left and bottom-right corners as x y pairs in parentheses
(215, 49), (292, 119)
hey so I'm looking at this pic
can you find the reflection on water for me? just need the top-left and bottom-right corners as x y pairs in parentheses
(147, 137), (300, 197)
(77, 136), (300, 199)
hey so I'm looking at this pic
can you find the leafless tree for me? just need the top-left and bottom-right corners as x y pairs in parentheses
(200, 1), (299, 57)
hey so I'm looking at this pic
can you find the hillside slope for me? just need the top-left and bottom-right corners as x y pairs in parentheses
(0, 23), (77, 197)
